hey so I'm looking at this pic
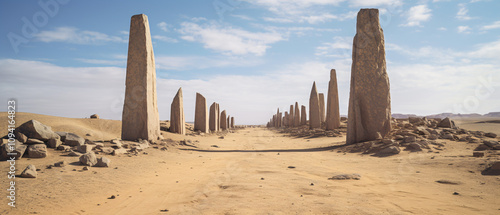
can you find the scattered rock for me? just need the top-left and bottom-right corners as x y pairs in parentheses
(79, 152), (98, 166)
(47, 137), (62, 148)
(484, 132), (497, 138)
(404, 136), (416, 143)
(437, 117), (456, 129)
(0, 140), (27, 160)
(328, 174), (361, 180)
(406, 142), (423, 152)
(25, 138), (44, 144)
(83, 166), (90, 171)
(101, 147), (115, 154)
(15, 132), (28, 143)
(55, 131), (68, 142)
(375, 146), (400, 157)
(473, 151), (485, 157)
(287, 166), (296, 169)
(483, 140), (500, 150)
(111, 139), (123, 148)
(95, 157), (111, 167)
(57, 145), (70, 151)
(64, 133), (85, 146)
(90, 114), (99, 119)
(77, 144), (94, 153)
(108, 195), (116, 199)
(453, 192), (460, 195)
(112, 148), (128, 155)
(27, 144), (48, 158)
(481, 161), (500, 175)
(436, 180), (462, 185)
(17, 120), (59, 141)
(54, 161), (67, 167)
(20, 164), (37, 178)
(218, 136), (224, 139)
(67, 151), (82, 157)
(210, 145), (219, 148)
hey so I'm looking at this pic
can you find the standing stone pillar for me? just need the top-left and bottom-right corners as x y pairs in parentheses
(319, 93), (325, 124)
(289, 105), (294, 127)
(220, 110), (227, 130)
(227, 115), (230, 129)
(216, 103), (220, 131)
(209, 102), (218, 132)
(194, 93), (209, 133)
(284, 112), (289, 127)
(276, 108), (281, 128)
(170, 87), (185, 135)
(231, 117), (234, 128)
(347, 9), (391, 144)
(121, 14), (161, 141)
(326, 69), (341, 130)
(301, 105), (307, 125)
(294, 102), (300, 127)
(309, 82), (321, 129)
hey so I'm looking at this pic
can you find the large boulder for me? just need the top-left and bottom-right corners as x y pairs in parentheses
(0, 140), (27, 160)
(437, 117), (456, 129)
(47, 137), (62, 148)
(55, 131), (68, 142)
(17, 120), (58, 141)
(90, 114), (99, 119)
(20, 164), (37, 178)
(77, 144), (94, 153)
(15, 132), (28, 143)
(64, 133), (85, 146)
(27, 144), (48, 158)
(79, 152), (97, 166)
(95, 157), (111, 167)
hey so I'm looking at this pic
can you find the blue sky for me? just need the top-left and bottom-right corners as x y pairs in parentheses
(0, 0), (499, 125)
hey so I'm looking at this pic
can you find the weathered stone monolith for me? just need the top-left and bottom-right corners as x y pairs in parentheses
(220, 110), (227, 130)
(276, 108), (281, 128)
(209, 102), (218, 132)
(319, 93), (325, 124)
(301, 105), (307, 125)
(170, 87), (185, 135)
(121, 14), (161, 142)
(231, 117), (234, 128)
(284, 112), (289, 127)
(216, 103), (220, 131)
(289, 105), (294, 127)
(326, 69), (341, 130)
(347, 9), (391, 145)
(294, 102), (300, 127)
(194, 93), (209, 133)
(227, 115), (230, 129)
(309, 82), (321, 129)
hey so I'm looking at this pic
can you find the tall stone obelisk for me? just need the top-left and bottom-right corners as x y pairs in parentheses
(347, 9), (391, 144)
(194, 93), (209, 133)
(326, 69), (341, 130)
(170, 87), (185, 135)
(121, 14), (160, 141)
(309, 82), (321, 129)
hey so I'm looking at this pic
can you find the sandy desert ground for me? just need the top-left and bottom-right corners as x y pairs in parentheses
(1, 112), (500, 215)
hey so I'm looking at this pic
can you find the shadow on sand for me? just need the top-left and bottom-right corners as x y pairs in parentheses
(179, 144), (347, 153)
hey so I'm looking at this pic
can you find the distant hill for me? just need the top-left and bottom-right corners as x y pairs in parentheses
(392, 112), (499, 119)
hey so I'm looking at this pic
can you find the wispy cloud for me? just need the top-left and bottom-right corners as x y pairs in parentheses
(349, 0), (402, 7)
(401, 4), (432, 27)
(315, 36), (352, 57)
(230, 14), (254, 21)
(152, 35), (178, 43)
(457, 25), (472, 34)
(481, 20), (500, 30)
(456, 3), (474, 20)
(155, 55), (263, 71)
(157, 22), (172, 32)
(35, 27), (127, 44)
(178, 21), (284, 56)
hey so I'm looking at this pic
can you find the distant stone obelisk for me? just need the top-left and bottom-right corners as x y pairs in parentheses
(121, 14), (161, 141)
(194, 93), (209, 133)
(276, 108), (281, 128)
(326, 69), (341, 130)
(209, 102), (218, 132)
(170, 87), (185, 135)
(347, 9), (391, 144)
(301, 105), (307, 125)
(294, 102), (300, 127)
(227, 115), (230, 129)
(319, 93), (325, 124)
(230, 117), (234, 128)
(220, 110), (227, 130)
(289, 105), (294, 127)
(216, 103), (220, 131)
(309, 82), (321, 129)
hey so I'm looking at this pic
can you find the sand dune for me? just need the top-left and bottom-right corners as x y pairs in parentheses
(1, 113), (499, 214)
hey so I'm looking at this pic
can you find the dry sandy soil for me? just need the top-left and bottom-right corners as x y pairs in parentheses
(1, 113), (499, 214)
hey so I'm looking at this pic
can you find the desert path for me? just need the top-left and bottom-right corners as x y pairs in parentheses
(1, 121), (499, 215)
(75, 128), (497, 215)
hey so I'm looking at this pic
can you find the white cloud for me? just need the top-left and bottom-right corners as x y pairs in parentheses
(457, 25), (472, 34)
(157, 22), (172, 32)
(438, 27), (447, 31)
(242, 0), (345, 16)
(178, 22), (284, 56)
(468, 39), (500, 60)
(481, 20), (500, 30)
(35, 27), (127, 44)
(456, 3), (474, 20)
(152, 35), (178, 43)
(230, 14), (254, 21)
(155, 55), (263, 71)
(401, 4), (432, 27)
(349, 0), (402, 7)
(315, 36), (352, 57)
(76, 58), (126, 66)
